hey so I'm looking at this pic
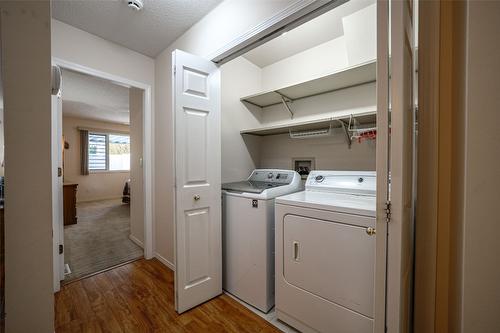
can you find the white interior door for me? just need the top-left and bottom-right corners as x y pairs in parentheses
(377, 0), (415, 332)
(173, 49), (221, 313)
(51, 77), (64, 292)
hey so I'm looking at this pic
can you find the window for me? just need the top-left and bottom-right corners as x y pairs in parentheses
(88, 133), (130, 171)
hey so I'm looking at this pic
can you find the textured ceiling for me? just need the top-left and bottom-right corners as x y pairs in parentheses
(243, 0), (375, 68)
(52, 0), (223, 57)
(61, 69), (130, 124)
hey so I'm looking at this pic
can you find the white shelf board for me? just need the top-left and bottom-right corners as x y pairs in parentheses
(241, 111), (377, 137)
(240, 60), (377, 108)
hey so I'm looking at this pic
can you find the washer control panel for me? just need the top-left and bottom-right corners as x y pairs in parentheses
(250, 169), (295, 184)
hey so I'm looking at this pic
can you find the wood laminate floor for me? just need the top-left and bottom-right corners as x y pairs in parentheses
(55, 258), (282, 333)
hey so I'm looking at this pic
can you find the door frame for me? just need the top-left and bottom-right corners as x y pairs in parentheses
(51, 57), (155, 279)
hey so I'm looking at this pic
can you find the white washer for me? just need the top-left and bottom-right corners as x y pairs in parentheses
(275, 171), (376, 333)
(222, 169), (301, 313)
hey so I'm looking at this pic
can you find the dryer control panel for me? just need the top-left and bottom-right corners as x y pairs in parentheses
(306, 171), (376, 196)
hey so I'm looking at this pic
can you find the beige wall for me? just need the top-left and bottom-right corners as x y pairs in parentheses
(1, 1), (54, 332)
(154, 0), (296, 265)
(260, 132), (375, 172)
(462, 1), (500, 331)
(62, 116), (130, 202)
(129, 88), (144, 246)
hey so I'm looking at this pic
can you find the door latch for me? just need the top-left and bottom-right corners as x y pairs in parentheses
(58, 167), (62, 177)
(59, 244), (64, 255)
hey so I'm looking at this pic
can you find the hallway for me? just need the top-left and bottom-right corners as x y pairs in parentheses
(55, 258), (281, 332)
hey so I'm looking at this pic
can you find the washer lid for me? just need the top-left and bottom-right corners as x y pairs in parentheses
(276, 191), (376, 217)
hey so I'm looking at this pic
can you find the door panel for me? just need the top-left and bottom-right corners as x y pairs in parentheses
(378, 0), (416, 332)
(173, 49), (221, 313)
(375, 1), (390, 331)
(184, 108), (208, 184)
(185, 208), (210, 287)
(51, 90), (64, 292)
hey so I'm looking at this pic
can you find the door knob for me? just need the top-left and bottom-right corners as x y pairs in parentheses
(366, 227), (376, 236)
(194, 195), (200, 201)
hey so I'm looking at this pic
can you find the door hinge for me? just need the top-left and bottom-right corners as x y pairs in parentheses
(385, 201), (391, 222)
(59, 244), (64, 255)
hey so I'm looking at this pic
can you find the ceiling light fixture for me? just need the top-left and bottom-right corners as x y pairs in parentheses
(127, 0), (143, 11)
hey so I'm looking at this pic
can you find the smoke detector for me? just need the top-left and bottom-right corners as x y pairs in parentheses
(127, 0), (143, 11)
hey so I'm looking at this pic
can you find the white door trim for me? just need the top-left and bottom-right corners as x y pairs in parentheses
(52, 57), (154, 260)
(209, 0), (348, 64)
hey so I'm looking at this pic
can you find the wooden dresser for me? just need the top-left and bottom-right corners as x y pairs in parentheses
(63, 183), (78, 226)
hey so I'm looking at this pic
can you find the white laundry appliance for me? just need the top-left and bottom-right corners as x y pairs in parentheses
(275, 171), (377, 333)
(222, 169), (301, 313)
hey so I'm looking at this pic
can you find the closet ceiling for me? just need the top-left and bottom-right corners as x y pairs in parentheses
(52, 0), (222, 57)
(243, 0), (376, 68)
(61, 69), (130, 125)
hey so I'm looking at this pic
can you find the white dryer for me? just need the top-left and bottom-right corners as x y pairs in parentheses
(275, 171), (376, 333)
(222, 169), (301, 313)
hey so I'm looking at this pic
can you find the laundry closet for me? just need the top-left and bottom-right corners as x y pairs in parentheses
(172, 0), (415, 331)
(217, 1), (379, 331)
(220, 1), (377, 184)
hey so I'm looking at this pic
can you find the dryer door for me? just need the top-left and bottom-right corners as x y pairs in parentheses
(283, 214), (376, 317)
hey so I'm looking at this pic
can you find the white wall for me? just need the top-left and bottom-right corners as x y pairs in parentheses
(462, 1), (500, 331)
(260, 36), (349, 91)
(154, 0), (296, 265)
(62, 116), (130, 202)
(130, 87), (144, 246)
(220, 57), (263, 182)
(52, 20), (154, 87)
(1, 1), (54, 332)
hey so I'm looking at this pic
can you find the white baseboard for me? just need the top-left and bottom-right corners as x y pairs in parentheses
(154, 252), (175, 271)
(129, 234), (144, 249)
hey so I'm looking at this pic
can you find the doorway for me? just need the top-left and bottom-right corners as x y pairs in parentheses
(58, 69), (142, 281)
(51, 59), (154, 289)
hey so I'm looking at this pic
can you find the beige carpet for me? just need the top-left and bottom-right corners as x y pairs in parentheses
(64, 199), (143, 282)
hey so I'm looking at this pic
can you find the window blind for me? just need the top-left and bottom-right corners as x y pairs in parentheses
(88, 133), (107, 170)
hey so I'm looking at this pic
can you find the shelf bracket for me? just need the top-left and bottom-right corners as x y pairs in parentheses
(337, 119), (352, 149)
(276, 91), (294, 119)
